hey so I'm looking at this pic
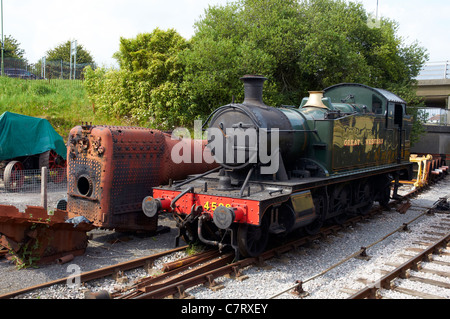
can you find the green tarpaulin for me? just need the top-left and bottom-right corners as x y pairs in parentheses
(0, 111), (67, 161)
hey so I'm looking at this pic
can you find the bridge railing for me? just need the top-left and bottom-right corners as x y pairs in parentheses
(414, 107), (450, 126)
(416, 61), (450, 80)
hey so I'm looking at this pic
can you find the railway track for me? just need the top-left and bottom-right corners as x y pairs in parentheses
(2, 176), (448, 299)
(267, 194), (450, 299)
(348, 217), (450, 299)
(0, 245), (189, 299)
(118, 192), (450, 299)
(0, 205), (395, 299)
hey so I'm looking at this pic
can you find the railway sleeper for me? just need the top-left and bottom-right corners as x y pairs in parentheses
(204, 274), (225, 291)
(292, 280), (309, 298)
(169, 284), (194, 299)
(225, 265), (249, 281)
(392, 286), (444, 299)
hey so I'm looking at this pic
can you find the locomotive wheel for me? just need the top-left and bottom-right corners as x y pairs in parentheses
(237, 214), (269, 257)
(353, 180), (374, 215)
(304, 193), (327, 235)
(376, 175), (392, 208)
(4, 161), (24, 192)
(378, 186), (391, 208)
(330, 184), (350, 224)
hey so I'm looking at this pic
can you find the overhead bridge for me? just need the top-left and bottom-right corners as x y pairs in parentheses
(416, 61), (450, 109)
(412, 61), (450, 157)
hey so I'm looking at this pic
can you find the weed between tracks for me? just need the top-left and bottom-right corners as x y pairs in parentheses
(186, 243), (208, 256)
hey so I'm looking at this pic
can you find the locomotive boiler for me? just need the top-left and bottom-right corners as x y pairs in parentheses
(143, 75), (413, 257)
(66, 124), (217, 232)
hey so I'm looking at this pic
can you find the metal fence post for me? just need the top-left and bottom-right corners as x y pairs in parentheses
(41, 166), (48, 210)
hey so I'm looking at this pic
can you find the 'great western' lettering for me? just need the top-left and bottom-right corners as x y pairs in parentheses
(344, 138), (384, 147)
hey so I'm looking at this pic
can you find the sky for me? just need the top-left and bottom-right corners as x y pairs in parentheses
(2, 0), (449, 68)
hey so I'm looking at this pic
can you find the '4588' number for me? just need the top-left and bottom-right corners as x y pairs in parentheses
(203, 201), (231, 211)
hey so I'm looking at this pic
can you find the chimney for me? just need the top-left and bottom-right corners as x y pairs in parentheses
(240, 75), (267, 106)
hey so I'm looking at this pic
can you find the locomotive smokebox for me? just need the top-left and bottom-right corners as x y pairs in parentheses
(206, 75), (308, 176)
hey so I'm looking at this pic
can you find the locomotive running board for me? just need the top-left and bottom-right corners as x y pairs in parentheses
(0, 205), (95, 266)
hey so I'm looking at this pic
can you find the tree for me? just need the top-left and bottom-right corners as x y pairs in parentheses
(181, 0), (304, 116)
(85, 28), (190, 129)
(46, 40), (94, 64)
(181, 0), (428, 120)
(3, 35), (25, 59)
(85, 0), (428, 138)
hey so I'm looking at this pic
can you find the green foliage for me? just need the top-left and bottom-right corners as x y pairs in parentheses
(183, 0), (428, 113)
(181, 0), (302, 114)
(85, 28), (190, 129)
(0, 76), (119, 139)
(31, 84), (56, 96)
(0, 0), (430, 147)
(84, 0), (428, 137)
(46, 40), (95, 64)
(3, 35), (26, 59)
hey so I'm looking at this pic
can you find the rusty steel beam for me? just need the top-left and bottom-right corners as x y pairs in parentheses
(0, 205), (94, 265)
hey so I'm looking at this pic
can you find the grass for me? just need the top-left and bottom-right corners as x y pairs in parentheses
(0, 76), (123, 141)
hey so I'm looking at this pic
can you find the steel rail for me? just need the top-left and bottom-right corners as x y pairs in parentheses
(0, 245), (188, 299)
(127, 184), (442, 299)
(2, 169), (446, 299)
(348, 230), (450, 299)
(120, 249), (223, 296)
(126, 215), (378, 299)
(268, 187), (449, 299)
(132, 253), (240, 299)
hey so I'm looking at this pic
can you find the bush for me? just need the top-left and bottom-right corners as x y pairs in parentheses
(84, 28), (190, 130)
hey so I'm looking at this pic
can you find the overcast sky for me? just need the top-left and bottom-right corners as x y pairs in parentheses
(3, 0), (449, 68)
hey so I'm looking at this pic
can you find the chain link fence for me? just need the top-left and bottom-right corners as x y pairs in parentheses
(1, 167), (67, 193)
(1, 57), (95, 81)
(0, 167), (68, 211)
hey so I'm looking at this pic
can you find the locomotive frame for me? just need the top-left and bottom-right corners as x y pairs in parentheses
(144, 75), (414, 258)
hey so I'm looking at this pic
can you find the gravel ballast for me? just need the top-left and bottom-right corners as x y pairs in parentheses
(189, 178), (450, 299)
(0, 177), (449, 299)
